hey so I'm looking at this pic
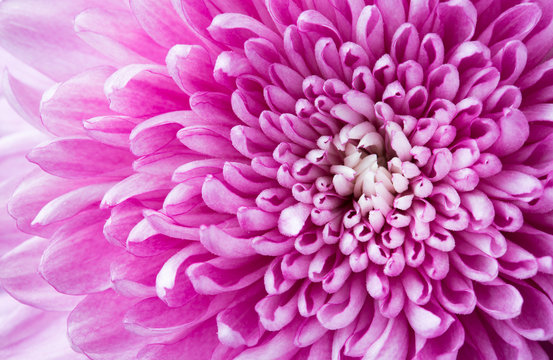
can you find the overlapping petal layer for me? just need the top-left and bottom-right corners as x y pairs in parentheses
(2, 0), (553, 359)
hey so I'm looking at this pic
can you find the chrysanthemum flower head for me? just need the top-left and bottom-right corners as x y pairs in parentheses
(1, 0), (553, 359)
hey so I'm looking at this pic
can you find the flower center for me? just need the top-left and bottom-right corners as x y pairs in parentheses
(310, 121), (412, 234)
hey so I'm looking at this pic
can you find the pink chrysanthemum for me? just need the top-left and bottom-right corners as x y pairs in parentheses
(2, 0), (553, 358)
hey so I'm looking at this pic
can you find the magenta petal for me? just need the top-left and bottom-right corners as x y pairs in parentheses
(40, 66), (114, 136)
(375, 0), (406, 42)
(0, 237), (83, 311)
(404, 299), (454, 339)
(155, 243), (212, 307)
(111, 251), (171, 298)
(415, 319), (465, 359)
(434, 268), (476, 315)
(525, 0), (553, 68)
(478, 3), (541, 50)
(434, 0), (477, 50)
(450, 241), (498, 283)
(74, 7), (167, 65)
(32, 182), (114, 226)
(217, 295), (264, 347)
(355, 6), (385, 63)
(278, 202), (312, 236)
(130, 0), (202, 49)
(84, 115), (138, 148)
(317, 273), (365, 330)
(40, 214), (125, 295)
(0, 0), (113, 81)
(297, 10), (342, 45)
(105, 64), (188, 117)
(508, 282), (553, 340)
(190, 92), (238, 126)
(474, 278), (522, 320)
(200, 224), (257, 258)
(3, 70), (47, 130)
(178, 125), (242, 159)
(480, 170), (543, 203)
(130, 111), (201, 156)
(123, 293), (231, 338)
(295, 315), (328, 348)
(256, 289), (299, 331)
(186, 256), (268, 295)
(138, 319), (220, 360)
(498, 240), (538, 280)
(27, 137), (134, 178)
(363, 314), (409, 360)
(166, 45), (222, 95)
(101, 173), (173, 207)
(126, 218), (184, 256)
(460, 190), (494, 231)
(488, 108), (529, 157)
(233, 318), (301, 360)
(208, 13), (282, 51)
(68, 290), (148, 359)
(202, 176), (256, 214)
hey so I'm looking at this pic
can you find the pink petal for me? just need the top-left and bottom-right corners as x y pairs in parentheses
(414, 319), (465, 359)
(508, 282), (553, 340)
(478, 3), (541, 51)
(434, 0), (477, 50)
(84, 115), (138, 148)
(233, 318), (301, 360)
(74, 7), (167, 65)
(202, 176), (256, 214)
(27, 137), (134, 178)
(0, 0), (115, 81)
(68, 291), (150, 359)
(208, 13), (282, 52)
(166, 45), (222, 95)
(0, 237), (83, 311)
(217, 294), (264, 347)
(40, 66), (115, 136)
(199, 224), (257, 258)
(138, 319), (220, 360)
(105, 64), (188, 117)
(155, 243), (212, 307)
(130, 0), (202, 49)
(434, 268), (476, 314)
(404, 299), (454, 339)
(474, 278), (522, 320)
(317, 273), (366, 330)
(32, 182), (115, 226)
(40, 213), (125, 295)
(363, 314), (409, 360)
(101, 173), (173, 208)
(178, 125), (241, 159)
(111, 251), (172, 299)
(190, 92), (238, 126)
(488, 108), (529, 157)
(256, 289), (299, 331)
(130, 111), (200, 156)
(186, 256), (268, 295)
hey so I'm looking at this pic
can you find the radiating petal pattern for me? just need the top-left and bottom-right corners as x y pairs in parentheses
(1, 0), (553, 359)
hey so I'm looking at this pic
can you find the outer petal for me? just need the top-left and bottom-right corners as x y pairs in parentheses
(0, 0), (115, 81)
(68, 290), (150, 360)
(74, 7), (167, 65)
(104, 64), (188, 117)
(40, 212), (126, 295)
(0, 237), (83, 311)
(130, 0), (202, 49)
(40, 67), (115, 136)
(138, 318), (220, 360)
